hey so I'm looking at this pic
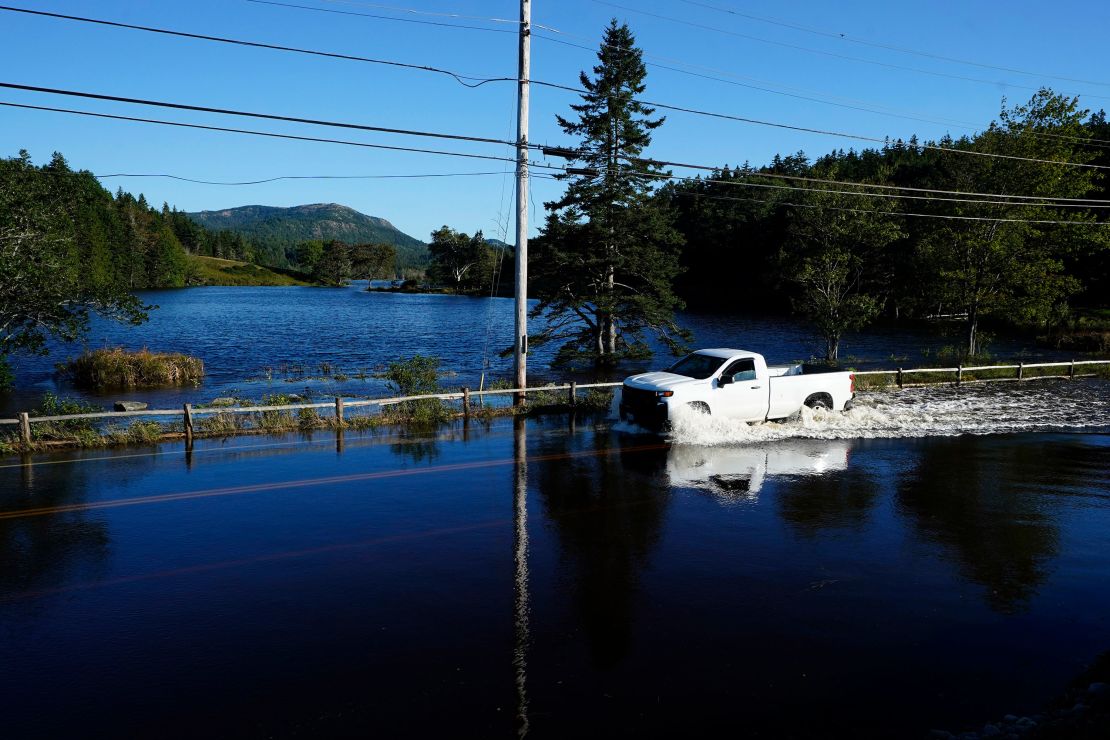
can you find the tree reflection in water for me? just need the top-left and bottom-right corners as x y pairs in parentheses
(532, 428), (671, 668)
(896, 436), (1076, 614)
(0, 455), (113, 602)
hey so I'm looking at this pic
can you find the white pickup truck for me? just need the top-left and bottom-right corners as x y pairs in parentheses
(619, 348), (855, 431)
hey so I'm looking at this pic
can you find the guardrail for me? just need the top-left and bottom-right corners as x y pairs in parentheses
(2, 381), (624, 447)
(3, 359), (1108, 448)
(852, 359), (1110, 387)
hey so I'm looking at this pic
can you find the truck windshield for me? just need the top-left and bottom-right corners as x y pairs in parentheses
(665, 353), (727, 379)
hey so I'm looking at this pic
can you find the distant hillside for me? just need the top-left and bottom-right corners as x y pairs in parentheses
(187, 203), (428, 270)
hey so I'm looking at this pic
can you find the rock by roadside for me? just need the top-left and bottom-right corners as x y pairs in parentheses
(113, 401), (148, 412)
(930, 657), (1110, 740)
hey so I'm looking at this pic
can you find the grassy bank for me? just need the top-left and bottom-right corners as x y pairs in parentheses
(185, 255), (311, 286)
(61, 348), (205, 388)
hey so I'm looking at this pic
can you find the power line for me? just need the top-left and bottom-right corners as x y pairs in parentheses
(0, 82), (528, 149)
(10, 77), (1107, 200)
(245, 0), (517, 34)
(37, 170), (517, 185)
(681, 168), (1110, 205)
(6, 101), (1099, 225)
(671, 189), (1109, 226)
(0, 100), (568, 169)
(0, 5), (511, 89)
(679, 0), (1110, 90)
(592, 0), (1110, 102)
(238, 0), (995, 131)
(533, 32), (987, 132)
(639, 170), (1110, 210)
(10, 2), (1105, 157)
(315, 0), (522, 26)
(228, 0), (1108, 152)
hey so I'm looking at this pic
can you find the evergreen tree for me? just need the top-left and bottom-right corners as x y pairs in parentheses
(531, 20), (689, 367)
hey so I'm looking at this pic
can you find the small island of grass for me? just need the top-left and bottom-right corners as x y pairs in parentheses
(61, 348), (205, 388)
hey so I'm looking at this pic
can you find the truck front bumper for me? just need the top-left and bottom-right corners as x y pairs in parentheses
(619, 387), (670, 432)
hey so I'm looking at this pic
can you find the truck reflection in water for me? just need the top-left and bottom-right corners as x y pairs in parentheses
(666, 439), (852, 501)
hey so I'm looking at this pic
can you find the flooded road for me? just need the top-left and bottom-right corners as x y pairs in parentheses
(2, 382), (1109, 738)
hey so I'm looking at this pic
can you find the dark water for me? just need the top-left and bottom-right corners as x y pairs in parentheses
(2, 284), (1070, 415)
(2, 393), (1109, 738)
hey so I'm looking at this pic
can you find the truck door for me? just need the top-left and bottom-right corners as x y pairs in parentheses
(714, 358), (767, 421)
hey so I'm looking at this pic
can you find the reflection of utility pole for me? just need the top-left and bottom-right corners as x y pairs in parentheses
(512, 415), (531, 737)
(513, 0), (531, 405)
(20, 453), (33, 488)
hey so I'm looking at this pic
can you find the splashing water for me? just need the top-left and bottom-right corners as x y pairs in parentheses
(656, 379), (1110, 446)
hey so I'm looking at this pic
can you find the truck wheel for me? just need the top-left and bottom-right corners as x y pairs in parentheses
(687, 401), (711, 415)
(804, 394), (832, 410)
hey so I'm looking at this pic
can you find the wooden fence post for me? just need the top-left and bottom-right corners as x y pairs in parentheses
(335, 397), (344, 427)
(1070, 360), (1076, 379)
(569, 381), (577, 406)
(896, 368), (903, 389)
(956, 365), (963, 386)
(462, 387), (470, 419)
(183, 403), (194, 445)
(1017, 362), (1024, 381)
(18, 412), (31, 447)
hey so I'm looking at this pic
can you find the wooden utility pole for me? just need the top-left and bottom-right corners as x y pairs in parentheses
(513, 0), (531, 405)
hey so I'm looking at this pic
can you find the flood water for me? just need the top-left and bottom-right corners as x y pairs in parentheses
(2, 284), (1074, 416)
(2, 381), (1109, 738)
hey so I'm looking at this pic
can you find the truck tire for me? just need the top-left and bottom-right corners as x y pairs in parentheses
(804, 393), (833, 410)
(687, 401), (711, 415)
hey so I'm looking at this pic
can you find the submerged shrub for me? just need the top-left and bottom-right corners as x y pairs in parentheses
(62, 347), (205, 388)
(378, 354), (448, 425)
(199, 412), (247, 435)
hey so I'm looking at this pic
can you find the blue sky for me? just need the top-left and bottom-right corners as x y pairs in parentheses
(3, 0), (1108, 243)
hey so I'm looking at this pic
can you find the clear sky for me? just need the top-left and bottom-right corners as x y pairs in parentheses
(2, 0), (1108, 243)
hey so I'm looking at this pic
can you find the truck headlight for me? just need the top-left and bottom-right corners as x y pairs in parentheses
(656, 391), (674, 398)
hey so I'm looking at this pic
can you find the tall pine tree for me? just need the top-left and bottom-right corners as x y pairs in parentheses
(531, 20), (690, 367)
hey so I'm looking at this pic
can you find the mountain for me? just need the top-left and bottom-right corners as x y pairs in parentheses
(187, 203), (428, 269)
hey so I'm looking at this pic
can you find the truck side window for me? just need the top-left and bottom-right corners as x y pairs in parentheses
(724, 359), (756, 381)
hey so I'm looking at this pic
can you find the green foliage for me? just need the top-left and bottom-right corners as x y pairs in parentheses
(427, 226), (497, 292)
(784, 178), (904, 360)
(0, 355), (12, 390)
(378, 354), (448, 424)
(295, 240), (324, 273)
(199, 412), (248, 435)
(662, 90), (1110, 351)
(914, 91), (1108, 357)
(185, 254), (310, 286)
(62, 347), (204, 388)
(28, 392), (100, 443)
(353, 242), (397, 280)
(532, 20), (691, 367)
(313, 240), (354, 286)
(1, 151), (149, 357)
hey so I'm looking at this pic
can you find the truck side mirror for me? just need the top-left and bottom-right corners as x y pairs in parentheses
(718, 375), (733, 387)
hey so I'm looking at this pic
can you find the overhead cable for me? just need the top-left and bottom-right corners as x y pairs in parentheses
(0, 82), (525, 149)
(0, 101), (565, 169)
(244, 0), (517, 34)
(671, 189), (1109, 226)
(592, 0), (1109, 102)
(0, 5), (511, 88)
(678, 0), (1110, 90)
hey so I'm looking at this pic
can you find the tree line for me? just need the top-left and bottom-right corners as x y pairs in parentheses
(527, 20), (1110, 365)
(0, 150), (402, 386)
